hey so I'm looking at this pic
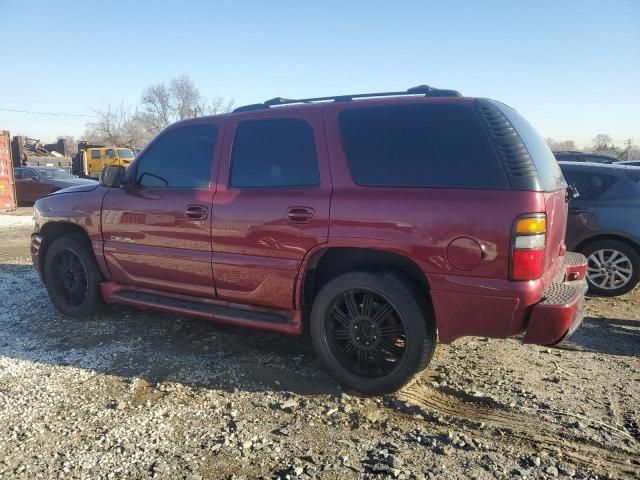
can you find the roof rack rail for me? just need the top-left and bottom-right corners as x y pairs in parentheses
(232, 85), (462, 113)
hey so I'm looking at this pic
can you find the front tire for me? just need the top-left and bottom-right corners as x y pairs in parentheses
(43, 235), (103, 318)
(310, 271), (436, 395)
(583, 240), (639, 297)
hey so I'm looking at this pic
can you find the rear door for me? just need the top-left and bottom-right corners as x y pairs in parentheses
(101, 122), (222, 298)
(211, 110), (331, 310)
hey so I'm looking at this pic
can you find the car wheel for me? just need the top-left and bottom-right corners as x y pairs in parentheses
(43, 235), (103, 317)
(310, 271), (436, 395)
(583, 240), (639, 296)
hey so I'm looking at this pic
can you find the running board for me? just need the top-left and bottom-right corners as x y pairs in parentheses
(103, 285), (302, 335)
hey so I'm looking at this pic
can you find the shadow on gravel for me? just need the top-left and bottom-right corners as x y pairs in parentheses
(559, 316), (640, 357)
(0, 263), (341, 397)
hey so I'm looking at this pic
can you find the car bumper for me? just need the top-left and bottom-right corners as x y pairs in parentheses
(31, 234), (44, 280)
(430, 252), (588, 344)
(522, 278), (588, 345)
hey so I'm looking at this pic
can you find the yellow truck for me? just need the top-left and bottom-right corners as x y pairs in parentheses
(73, 145), (135, 178)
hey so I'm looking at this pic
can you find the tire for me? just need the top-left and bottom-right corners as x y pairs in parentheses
(583, 239), (640, 297)
(310, 271), (436, 395)
(43, 235), (104, 318)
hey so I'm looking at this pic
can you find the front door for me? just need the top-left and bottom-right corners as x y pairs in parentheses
(101, 122), (222, 298)
(212, 111), (332, 310)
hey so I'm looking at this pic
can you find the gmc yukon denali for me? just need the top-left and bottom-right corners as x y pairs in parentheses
(31, 85), (588, 394)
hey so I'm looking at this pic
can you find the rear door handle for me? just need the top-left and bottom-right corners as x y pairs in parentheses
(184, 205), (209, 220)
(286, 207), (315, 224)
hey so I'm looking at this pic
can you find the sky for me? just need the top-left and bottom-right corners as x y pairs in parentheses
(0, 0), (638, 147)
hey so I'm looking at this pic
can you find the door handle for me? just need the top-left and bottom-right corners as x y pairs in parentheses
(184, 205), (209, 220)
(286, 207), (315, 224)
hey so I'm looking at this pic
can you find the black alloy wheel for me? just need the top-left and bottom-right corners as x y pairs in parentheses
(44, 235), (103, 318)
(310, 271), (436, 395)
(50, 249), (89, 309)
(325, 289), (408, 377)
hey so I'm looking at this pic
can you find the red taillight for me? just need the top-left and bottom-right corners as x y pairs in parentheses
(512, 249), (545, 280)
(511, 214), (546, 281)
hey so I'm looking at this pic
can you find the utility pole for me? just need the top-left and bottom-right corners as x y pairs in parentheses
(625, 138), (633, 160)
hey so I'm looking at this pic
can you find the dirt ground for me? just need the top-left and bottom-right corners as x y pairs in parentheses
(0, 211), (638, 479)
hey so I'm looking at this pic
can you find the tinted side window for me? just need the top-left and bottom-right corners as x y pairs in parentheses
(136, 124), (218, 189)
(91, 150), (101, 160)
(339, 104), (509, 188)
(561, 169), (593, 199)
(561, 169), (616, 199)
(230, 119), (320, 188)
(14, 168), (22, 179)
(585, 173), (616, 198)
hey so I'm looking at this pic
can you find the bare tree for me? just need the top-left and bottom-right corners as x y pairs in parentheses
(170, 76), (202, 120)
(592, 134), (613, 151)
(199, 95), (235, 116)
(545, 138), (577, 151)
(137, 76), (233, 136)
(590, 134), (621, 157)
(86, 76), (233, 146)
(138, 83), (172, 134)
(84, 102), (151, 147)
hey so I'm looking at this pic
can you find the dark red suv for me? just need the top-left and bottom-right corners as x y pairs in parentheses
(31, 86), (588, 394)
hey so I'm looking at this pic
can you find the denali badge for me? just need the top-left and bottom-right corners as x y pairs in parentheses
(110, 236), (134, 243)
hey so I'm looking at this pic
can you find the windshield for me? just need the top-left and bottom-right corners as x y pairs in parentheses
(37, 169), (75, 180)
(117, 149), (135, 159)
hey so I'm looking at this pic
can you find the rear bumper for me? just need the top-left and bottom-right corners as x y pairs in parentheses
(522, 278), (588, 345)
(523, 252), (589, 345)
(430, 252), (588, 344)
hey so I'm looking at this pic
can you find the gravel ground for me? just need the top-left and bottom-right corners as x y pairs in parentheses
(0, 213), (638, 479)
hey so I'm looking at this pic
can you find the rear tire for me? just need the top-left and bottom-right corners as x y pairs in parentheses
(583, 240), (639, 296)
(310, 271), (436, 395)
(43, 235), (103, 318)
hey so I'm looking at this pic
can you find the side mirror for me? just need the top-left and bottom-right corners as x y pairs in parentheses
(31, 176), (41, 182)
(100, 165), (126, 188)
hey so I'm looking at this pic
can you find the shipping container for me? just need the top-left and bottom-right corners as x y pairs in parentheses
(0, 130), (17, 212)
(11, 135), (25, 167)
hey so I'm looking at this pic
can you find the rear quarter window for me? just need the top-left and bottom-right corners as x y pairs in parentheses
(492, 101), (566, 192)
(338, 103), (510, 189)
